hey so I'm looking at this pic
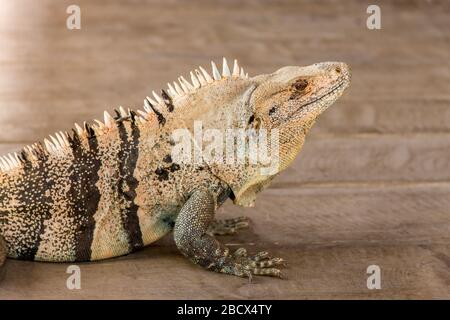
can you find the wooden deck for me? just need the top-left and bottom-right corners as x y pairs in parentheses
(0, 0), (449, 299)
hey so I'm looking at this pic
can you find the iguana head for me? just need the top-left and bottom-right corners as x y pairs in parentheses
(249, 62), (351, 172)
(217, 61), (351, 206)
(198, 61), (349, 206)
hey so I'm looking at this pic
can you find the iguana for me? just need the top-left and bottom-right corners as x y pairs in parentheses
(0, 58), (350, 279)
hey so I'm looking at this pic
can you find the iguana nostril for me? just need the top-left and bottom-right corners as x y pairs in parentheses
(335, 67), (341, 74)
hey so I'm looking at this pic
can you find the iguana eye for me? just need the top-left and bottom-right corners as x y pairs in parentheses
(293, 79), (308, 91)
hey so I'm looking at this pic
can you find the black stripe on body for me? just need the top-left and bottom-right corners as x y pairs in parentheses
(14, 152), (53, 260)
(70, 130), (102, 261)
(117, 120), (144, 251)
(145, 99), (166, 126)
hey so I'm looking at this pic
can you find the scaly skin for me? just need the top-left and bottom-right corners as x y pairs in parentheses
(0, 58), (350, 279)
(0, 236), (6, 269)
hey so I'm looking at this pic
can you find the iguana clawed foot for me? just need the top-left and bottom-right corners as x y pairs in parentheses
(174, 190), (287, 280)
(220, 248), (286, 280)
(205, 217), (286, 279)
(207, 216), (250, 236)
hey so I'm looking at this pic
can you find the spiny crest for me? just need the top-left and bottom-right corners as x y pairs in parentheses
(166, 57), (249, 99)
(0, 58), (248, 173)
(0, 152), (23, 172)
(142, 57), (249, 125)
(133, 57), (248, 126)
(0, 141), (45, 172)
(0, 108), (135, 173)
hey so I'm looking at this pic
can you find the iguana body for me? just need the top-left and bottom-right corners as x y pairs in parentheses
(0, 59), (350, 278)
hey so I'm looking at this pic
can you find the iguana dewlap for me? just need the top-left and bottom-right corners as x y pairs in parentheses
(0, 59), (350, 279)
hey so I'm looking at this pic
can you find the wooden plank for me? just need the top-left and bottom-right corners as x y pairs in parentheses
(315, 98), (450, 134)
(1, 184), (448, 299)
(277, 133), (450, 184)
(220, 183), (450, 246)
(1, 92), (450, 144)
(2, 74), (450, 142)
(1, 133), (449, 183)
(0, 245), (448, 299)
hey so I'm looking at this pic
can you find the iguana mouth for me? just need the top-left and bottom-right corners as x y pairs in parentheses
(291, 80), (346, 116)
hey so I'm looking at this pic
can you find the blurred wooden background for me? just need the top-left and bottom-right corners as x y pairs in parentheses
(0, 0), (449, 299)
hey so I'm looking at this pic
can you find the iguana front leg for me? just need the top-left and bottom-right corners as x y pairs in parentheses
(174, 189), (285, 279)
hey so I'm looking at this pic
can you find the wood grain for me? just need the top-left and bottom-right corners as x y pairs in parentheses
(0, 0), (449, 299)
